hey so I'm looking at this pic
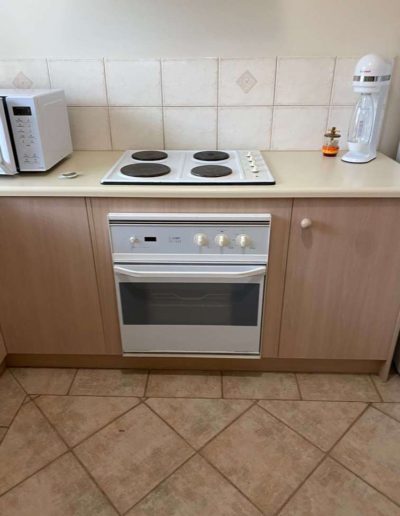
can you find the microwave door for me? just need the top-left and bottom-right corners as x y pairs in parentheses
(0, 100), (17, 175)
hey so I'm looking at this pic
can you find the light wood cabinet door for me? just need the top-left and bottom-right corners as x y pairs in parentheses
(0, 198), (106, 354)
(89, 197), (292, 357)
(280, 198), (400, 360)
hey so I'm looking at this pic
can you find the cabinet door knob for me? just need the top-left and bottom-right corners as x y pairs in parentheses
(300, 218), (312, 229)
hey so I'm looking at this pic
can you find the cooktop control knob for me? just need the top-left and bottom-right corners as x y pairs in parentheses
(236, 234), (251, 248)
(193, 233), (208, 247)
(215, 234), (230, 247)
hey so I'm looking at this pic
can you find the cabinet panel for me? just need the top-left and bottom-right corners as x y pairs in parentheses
(280, 198), (400, 360)
(0, 198), (106, 354)
(89, 198), (292, 357)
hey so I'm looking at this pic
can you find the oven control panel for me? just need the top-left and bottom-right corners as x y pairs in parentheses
(109, 214), (271, 262)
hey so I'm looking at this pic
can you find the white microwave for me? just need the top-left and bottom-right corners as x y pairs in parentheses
(0, 89), (72, 175)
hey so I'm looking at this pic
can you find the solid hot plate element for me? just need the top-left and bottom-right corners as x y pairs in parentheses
(121, 163), (171, 178)
(193, 151), (230, 161)
(191, 165), (232, 178)
(131, 150), (168, 161)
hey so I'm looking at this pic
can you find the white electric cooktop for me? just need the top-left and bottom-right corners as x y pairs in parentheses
(101, 150), (276, 185)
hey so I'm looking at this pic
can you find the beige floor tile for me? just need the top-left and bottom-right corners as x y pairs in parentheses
(202, 405), (322, 515)
(331, 407), (400, 505)
(10, 367), (76, 395)
(74, 403), (193, 513)
(36, 395), (140, 446)
(223, 372), (299, 399)
(279, 457), (400, 516)
(0, 402), (67, 495)
(69, 368), (148, 396)
(259, 400), (366, 451)
(372, 374), (400, 402)
(127, 454), (262, 516)
(0, 370), (26, 426)
(297, 373), (380, 401)
(373, 403), (400, 423)
(146, 370), (221, 398)
(146, 398), (252, 449)
(0, 453), (117, 516)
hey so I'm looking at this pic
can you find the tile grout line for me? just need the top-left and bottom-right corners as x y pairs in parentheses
(220, 370), (224, 398)
(329, 454), (400, 509)
(143, 369), (151, 397)
(32, 395), (143, 515)
(122, 452), (196, 515)
(370, 403), (400, 425)
(294, 373), (303, 400)
(144, 397), (263, 514)
(326, 56), (337, 131)
(159, 59), (166, 149)
(273, 402), (371, 515)
(369, 374), (384, 402)
(102, 58), (114, 150)
(269, 56), (279, 149)
(66, 368), (79, 395)
(216, 58), (220, 149)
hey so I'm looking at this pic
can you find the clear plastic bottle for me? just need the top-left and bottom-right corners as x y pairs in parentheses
(348, 93), (374, 147)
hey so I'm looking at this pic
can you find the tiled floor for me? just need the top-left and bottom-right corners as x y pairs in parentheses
(1, 368), (400, 515)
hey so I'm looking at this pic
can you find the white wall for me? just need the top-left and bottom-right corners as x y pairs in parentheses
(1, 0), (399, 155)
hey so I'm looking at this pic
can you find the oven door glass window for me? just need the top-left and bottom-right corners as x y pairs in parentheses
(119, 282), (259, 326)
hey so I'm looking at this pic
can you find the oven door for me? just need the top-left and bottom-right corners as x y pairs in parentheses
(113, 263), (266, 356)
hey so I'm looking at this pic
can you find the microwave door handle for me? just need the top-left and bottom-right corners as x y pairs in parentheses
(114, 265), (266, 279)
(0, 100), (17, 175)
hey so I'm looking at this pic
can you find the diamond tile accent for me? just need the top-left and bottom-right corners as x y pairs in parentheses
(10, 367), (76, 395)
(280, 457), (400, 516)
(0, 453), (118, 516)
(146, 398), (252, 449)
(332, 407), (400, 505)
(70, 369), (148, 397)
(36, 395), (140, 446)
(297, 373), (380, 401)
(74, 403), (193, 513)
(146, 370), (221, 398)
(0, 370), (25, 426)
(236, 70), (258, 94)
(202, 405), (323, 514)
(223, 372), (299, 400)
(0, 402), (67, 495)
(259, 400), (366, 451)
(127, 455), (262, 515)
(12, 71), (33, 88)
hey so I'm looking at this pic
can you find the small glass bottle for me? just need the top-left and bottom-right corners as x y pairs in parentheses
(322, 126), (341, 157)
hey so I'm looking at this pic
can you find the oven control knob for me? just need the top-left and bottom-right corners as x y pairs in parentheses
(194, 233), (208, 247)
(215, 234), (230, 247)
(236, 234), (251, 248)
(129, 236), (137, 245)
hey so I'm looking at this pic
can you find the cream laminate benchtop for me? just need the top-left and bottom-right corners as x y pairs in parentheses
(1, 150), (400, 197)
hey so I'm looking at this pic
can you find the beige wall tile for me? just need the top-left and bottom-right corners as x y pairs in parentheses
(218, 106), (272, 149)
(105, 59), (161, 106)
(109, 107), (163, 149)
(219, 58), (275, 106)
(0, 59), (50, 88)
(331, 58), (359, 105)
(68, 107), (111, 150)
(164, 107), (217, 149)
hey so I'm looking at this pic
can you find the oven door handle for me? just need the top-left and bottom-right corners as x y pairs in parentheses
(114, 265), (266, 279)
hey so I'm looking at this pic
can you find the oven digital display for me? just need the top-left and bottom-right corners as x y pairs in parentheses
(144, 236), (157, 242)
(12, 106), (32, 116)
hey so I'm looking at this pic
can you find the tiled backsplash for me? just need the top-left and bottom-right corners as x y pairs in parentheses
(0, 57), (358, 151)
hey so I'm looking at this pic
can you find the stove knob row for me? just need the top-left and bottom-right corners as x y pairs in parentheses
(194, 233), (252, 248)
